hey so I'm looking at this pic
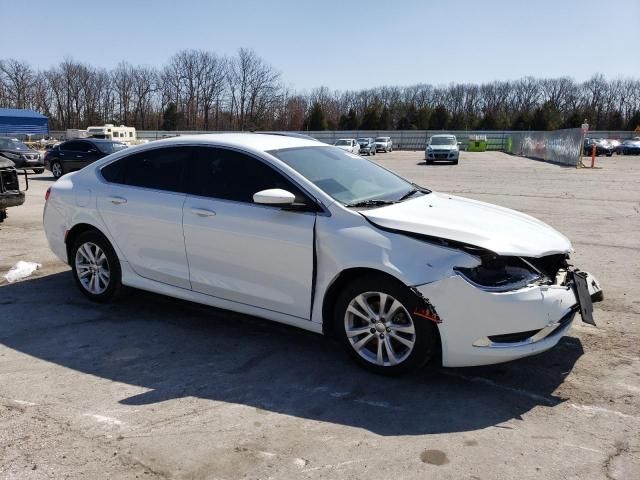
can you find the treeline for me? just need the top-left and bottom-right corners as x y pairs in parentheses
(1, 49), (639, 132)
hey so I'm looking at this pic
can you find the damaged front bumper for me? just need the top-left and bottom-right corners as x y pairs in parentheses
(414, 270), (602, 367)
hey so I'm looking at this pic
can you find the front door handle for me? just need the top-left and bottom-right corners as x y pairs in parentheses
(191, 207), (216, 217)
(107, 196), (127, 205)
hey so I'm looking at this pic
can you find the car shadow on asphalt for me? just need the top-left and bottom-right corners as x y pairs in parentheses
(0, 272), (584, 436)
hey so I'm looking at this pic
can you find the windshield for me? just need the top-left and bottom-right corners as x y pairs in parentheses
(269, 146), (418, 205)
(375, 137), (387, 142)
(97, 142), (128, 154)
(430, 137), (456, 146)
(357, 138), (370, 144)
(335, 139), (351, 146)
(0, 138), (30, 151)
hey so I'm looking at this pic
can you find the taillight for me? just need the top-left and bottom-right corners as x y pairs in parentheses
(45, 187), (51, 201)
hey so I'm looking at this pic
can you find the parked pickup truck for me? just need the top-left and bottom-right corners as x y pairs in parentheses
(0, 157), (27, 223)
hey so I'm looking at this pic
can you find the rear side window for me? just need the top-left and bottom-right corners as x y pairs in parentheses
(63, 141), (90, 152)
(101, 147), (188, 193)
(188, 147), (309, 204)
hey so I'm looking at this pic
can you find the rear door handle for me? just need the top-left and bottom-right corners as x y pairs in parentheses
(191, 207), (216, 217)
(107, 196), (127, 205)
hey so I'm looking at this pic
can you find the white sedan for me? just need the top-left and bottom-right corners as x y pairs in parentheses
(43, 133), (602, 374)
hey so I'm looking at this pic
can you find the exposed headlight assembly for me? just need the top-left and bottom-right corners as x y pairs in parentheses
(454, 256), (543, 292)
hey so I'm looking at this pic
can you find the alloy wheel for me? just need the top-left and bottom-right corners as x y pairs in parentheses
(344, 291), (416, 367)
(75, 242), (110, 294)
(52, 162), (62, 178)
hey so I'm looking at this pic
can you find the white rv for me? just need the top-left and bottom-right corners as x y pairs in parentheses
(86, 124), (138, 144)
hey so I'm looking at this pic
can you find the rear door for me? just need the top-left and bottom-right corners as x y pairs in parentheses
(59, 141), (87, 170)
(97, 146), (191, 289)
(182, 146), (317, 319)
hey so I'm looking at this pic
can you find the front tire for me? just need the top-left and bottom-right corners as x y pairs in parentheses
(71, 230), (122, 302)
(334, 275), (438, 375)
(33, 168), (45, 174)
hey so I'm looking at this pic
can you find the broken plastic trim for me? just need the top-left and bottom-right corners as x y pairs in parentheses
(409, 287), (442, 324)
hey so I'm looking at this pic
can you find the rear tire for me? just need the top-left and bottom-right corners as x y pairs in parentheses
(50, 160), (64, 179)
(71, 230), (123, 303)
(333, 275), (438, 375)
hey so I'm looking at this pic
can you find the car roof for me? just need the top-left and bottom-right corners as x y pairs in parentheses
(147, 133), (320, 152)
(66, 138), (124, 144)
(431, 134), (456, 137)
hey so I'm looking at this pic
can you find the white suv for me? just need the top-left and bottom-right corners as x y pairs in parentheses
(334, 138), (360, 154)
(426, 134), (460, 165)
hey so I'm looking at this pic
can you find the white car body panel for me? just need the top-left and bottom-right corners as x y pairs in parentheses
(360, 193), (572, 257)
(182, 195), (315, 319)
(96, 183), (191, 289)
(43, 133), (602, 369)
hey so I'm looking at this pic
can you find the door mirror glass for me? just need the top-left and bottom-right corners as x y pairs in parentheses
(253, 188), (296, 205)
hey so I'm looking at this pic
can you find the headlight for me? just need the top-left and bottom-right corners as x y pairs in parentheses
(455, 256), (544, 292)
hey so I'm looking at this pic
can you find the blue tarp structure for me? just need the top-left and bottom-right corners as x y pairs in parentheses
(0, 108), (49, 136)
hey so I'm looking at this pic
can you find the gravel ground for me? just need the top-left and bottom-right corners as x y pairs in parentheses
(0, 150), (638, 479)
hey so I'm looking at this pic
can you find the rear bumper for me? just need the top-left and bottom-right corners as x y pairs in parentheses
(414, 272), (602, 367)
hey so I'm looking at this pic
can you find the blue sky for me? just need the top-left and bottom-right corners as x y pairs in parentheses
(4, 0), (639, 90)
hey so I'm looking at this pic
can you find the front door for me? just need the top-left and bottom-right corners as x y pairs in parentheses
(182, 147), (317, 319)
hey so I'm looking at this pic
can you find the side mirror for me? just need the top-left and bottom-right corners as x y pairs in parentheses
(253, 188), (296, 205)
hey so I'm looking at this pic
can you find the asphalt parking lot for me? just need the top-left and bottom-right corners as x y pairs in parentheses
(1, 150), (639, 479)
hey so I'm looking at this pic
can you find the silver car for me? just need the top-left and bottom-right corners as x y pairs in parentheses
(375, 137), (393, 153)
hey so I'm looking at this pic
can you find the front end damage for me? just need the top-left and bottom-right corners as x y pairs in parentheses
(412, 249), (603, 367)
(0, 159), (27, 223)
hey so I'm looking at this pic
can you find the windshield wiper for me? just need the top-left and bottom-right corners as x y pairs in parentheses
(397, 184), (431, 202)
(345, 199), (397, 208)
(398, 188), (420, 201)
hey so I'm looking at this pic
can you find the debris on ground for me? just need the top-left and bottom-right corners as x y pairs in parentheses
(3, 261), (41, 283)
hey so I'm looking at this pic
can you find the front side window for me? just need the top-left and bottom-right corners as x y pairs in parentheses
(101, 147), (188, 193)
(269, 146), (418, 205)
(188, 147), (309, 205)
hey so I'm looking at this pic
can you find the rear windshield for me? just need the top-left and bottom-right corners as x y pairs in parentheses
(97, 142), (128, 154)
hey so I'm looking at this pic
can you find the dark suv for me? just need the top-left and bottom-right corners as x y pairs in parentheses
(44, 139), (128, 179)
(357, 138), (377, 156)
(0, 137), (44, 173)
(0, 156), (27, 223)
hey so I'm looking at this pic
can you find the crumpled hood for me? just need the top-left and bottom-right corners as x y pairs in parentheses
(361, 192), (572, 257)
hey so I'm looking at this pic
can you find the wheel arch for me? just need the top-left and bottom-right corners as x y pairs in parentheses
(320, 266), (441, 349)
(65, 222), (108, 266)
